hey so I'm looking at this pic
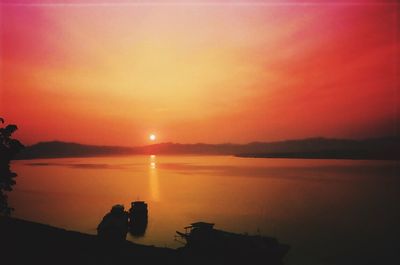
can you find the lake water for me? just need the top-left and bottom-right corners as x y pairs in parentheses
(9, 155), (400, 265)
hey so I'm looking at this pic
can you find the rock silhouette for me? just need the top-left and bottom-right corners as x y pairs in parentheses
(128, 201), (148, 237)
(97, 205), (129, 242)
(97, 201), (149, 240)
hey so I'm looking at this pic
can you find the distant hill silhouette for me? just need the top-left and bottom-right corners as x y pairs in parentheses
(16, 137), (400, 160)
(16, 141), (133, 159)
(235, 137), (400, 160)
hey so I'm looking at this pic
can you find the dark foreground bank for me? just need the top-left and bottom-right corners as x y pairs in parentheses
(0, 217), (289, 265)
(0, 216), (178, 265)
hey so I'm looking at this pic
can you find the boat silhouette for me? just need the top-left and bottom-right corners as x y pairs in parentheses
(176, 222), (289, 264)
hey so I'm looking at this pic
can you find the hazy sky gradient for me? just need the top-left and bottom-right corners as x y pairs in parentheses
(1, 1), (399, 145)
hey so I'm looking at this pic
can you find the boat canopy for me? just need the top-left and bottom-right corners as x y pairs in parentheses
(189, 222), (215, 229)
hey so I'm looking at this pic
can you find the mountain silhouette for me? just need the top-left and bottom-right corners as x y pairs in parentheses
(15, 137), (399, 160)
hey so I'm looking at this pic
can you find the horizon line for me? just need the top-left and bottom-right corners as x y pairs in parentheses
(28, 135), (398, 148)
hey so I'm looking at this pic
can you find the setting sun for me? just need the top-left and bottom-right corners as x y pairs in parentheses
(149, 134), (156, 141)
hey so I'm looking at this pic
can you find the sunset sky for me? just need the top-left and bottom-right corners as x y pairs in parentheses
(1, 0), (399, 146)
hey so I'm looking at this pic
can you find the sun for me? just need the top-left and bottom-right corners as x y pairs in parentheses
(149, 134), (156, 141)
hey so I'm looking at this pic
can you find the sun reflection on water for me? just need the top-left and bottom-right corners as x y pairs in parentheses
(149, 155), (160, 201)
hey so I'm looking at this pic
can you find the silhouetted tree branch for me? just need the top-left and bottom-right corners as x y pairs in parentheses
(0, 117), (24, 216)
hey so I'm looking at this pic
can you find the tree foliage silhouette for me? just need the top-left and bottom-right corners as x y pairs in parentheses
(0, 117), (24, 216)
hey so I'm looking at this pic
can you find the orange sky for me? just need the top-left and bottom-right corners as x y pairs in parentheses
(1, 1), (399, 146)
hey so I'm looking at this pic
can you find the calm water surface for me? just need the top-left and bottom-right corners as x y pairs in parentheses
(9, 156), (400, 265)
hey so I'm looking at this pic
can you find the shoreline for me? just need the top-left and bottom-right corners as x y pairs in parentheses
(234, 152), (400, 161)
(13, 153), (399, 161)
